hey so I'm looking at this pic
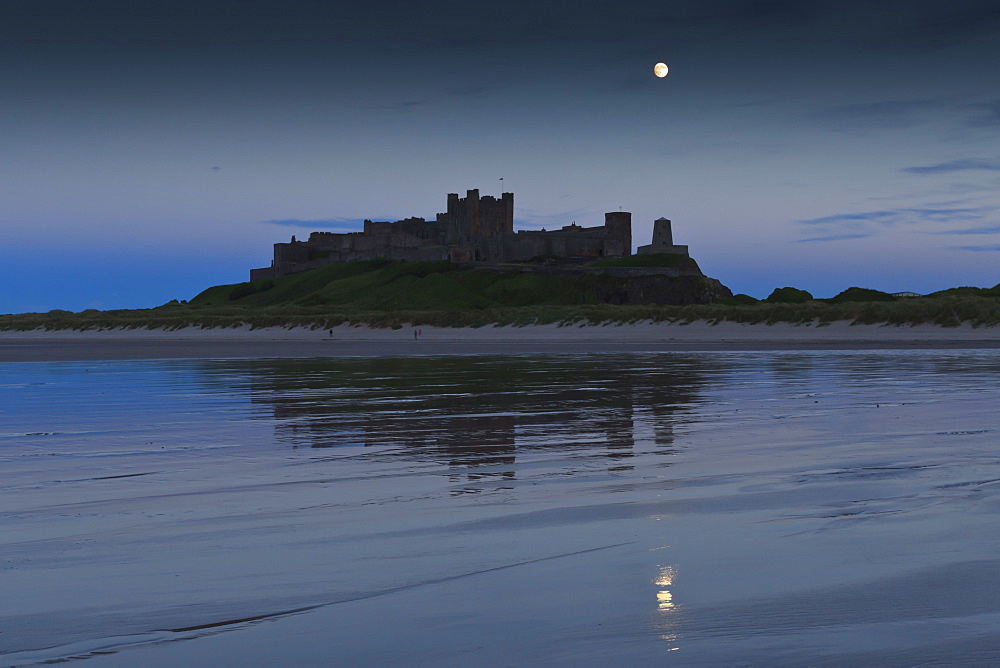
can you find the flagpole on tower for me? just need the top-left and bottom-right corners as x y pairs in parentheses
(499, 177), (504, 194)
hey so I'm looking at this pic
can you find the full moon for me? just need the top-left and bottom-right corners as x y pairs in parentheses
(654, 62), (669, 78)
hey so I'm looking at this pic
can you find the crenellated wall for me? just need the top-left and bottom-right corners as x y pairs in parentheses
(436, 189), (514, 242)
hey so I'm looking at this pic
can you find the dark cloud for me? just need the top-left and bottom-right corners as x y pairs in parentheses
(8, 0), (997, 53)
(641, 0), (1000, 51)
(893, 1), (1000, 47)
(800, 0), (1000, 50)
(0, 1), (617, 50)
(902, 158), (1000, 174)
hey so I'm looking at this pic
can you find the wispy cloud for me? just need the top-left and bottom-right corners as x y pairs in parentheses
(808, 99), (938, 131)
(796, 205), (999, 242)
(902, 158), (1000, 174)
(798, 233), (872, 243)
(798, 210), (898, 226)
(261, 218), (366, 232)
(798, 207), (989, 227)
(930, 224), (1000, 235)
(952, 244), (1000, 252)
(965, 99), (1000, 127)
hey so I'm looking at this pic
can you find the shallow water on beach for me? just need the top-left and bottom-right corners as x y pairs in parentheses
(3, 350), (1000, 665)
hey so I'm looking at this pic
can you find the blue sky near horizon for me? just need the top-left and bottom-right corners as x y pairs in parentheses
(2, 0), (1000, 313)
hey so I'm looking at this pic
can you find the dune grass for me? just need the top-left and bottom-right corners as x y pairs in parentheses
(4, 295), (1000, 332)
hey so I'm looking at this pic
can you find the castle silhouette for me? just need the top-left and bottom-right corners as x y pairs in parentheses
(251, 189), (688, 281)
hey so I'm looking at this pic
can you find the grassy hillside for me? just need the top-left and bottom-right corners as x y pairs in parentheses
(190, 261), (583, 309)
(3, 261), (1000, 331)
(189, 259), (709, 310)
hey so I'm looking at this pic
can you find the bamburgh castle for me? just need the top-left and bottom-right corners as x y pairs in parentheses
(251, 189), (689, 281)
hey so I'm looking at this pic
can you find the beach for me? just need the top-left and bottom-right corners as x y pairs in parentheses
(2, 320), (1000, 362)
(4, 333), (1000, 665)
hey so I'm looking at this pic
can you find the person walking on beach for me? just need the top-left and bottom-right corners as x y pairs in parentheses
(414, 329), (418, 340)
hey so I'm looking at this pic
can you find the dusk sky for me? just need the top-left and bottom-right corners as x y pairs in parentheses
(3, 0), (1000, 313)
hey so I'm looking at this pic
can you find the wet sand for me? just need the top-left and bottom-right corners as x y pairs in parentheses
(2, 320), (1000, 361)
(4, 351), (1000, 665)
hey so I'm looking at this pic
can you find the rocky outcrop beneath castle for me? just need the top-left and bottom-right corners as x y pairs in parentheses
(461, 263), (732, 306)
(591, 275), (732, 305)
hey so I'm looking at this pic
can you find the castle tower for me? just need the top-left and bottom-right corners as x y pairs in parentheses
(443, 192), (461, 243)
(604, 211), (632, 256)
(636, 216), (689, 256)
(440, 188), (513, 241)
(500, 191), (514, 235)
(651, 217), (673, 246)
(466, 188), (481, 236)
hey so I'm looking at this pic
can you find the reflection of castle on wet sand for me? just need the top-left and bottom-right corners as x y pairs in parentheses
(241, 356), (706, 490)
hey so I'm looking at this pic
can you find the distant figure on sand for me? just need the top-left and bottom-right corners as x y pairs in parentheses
(328, 329), (333, 338)
(414, 329), (418, 340)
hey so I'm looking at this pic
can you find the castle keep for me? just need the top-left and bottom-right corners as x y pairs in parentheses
(251, 189), (687, 281)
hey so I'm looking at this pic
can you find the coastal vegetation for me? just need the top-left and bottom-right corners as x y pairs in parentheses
(2, 260), (1000, 331)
